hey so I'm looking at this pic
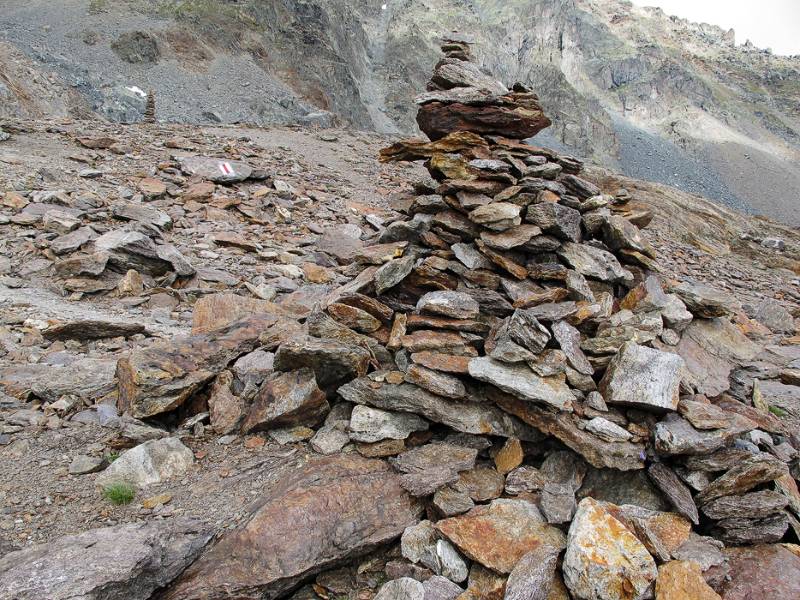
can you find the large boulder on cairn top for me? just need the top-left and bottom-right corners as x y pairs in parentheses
(417, 91), (552, 141)
(415, 44), (551, 141)
(163, 454), (422, 600)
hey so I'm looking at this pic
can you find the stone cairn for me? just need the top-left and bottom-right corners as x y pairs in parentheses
(119, 41), (799, 599)
(143, 89), (156, 124)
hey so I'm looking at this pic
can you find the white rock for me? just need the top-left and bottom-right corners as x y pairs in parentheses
(95, 437), (193, 488)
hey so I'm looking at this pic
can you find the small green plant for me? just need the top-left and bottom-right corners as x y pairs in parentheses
(102, 482), (136, 505)
(105, 451), (120, 463)
(768, 405), (788, 417)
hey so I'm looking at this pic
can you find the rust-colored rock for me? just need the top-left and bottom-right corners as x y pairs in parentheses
(435, 499), (566, 574)
(117, 314), (278, 419)
(241, 369), (329, 433)
(191, 293), (296, 334)
(655, 561), (721, 600)
(417, 97), (551, 141)
(709, 544), (800, 600)
(163, 454), (422, 600)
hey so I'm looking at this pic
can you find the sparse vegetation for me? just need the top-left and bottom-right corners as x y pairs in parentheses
(768, 405), (788, 417)
(105, 451), (120, 463)
(102, 482), (136, 505)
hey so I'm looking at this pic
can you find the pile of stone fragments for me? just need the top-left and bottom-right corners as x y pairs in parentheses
(3, 42), (800, 600)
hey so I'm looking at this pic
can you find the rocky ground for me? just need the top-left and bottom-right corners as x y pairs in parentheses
(2, 43), (800, 600)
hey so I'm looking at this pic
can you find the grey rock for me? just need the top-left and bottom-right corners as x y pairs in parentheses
(468, 357), (574, 411)
(661, 294), (693, 332)
(505, 466), (547, 495)
(558, 242), (631, 283)
(504, 545), (560, 600)
(696, 453), (789, 504)
(670, 280), (739, 318)
(178, 156), (252, 183)
(68, 454), (106, 475)
(540, 483), (577, 524)
(391, 443), (478, 476)
(676, 317), (760, 397)
(712, 513), (789, 545)
(508, 309), (551, 354)
(585, 417), (632, 442)
(647, 462), (699, 525)
(50, 226), (96, 255)
(375, 578), (426, 600)
(525, 202), (582, 242)
(599, 341), (684, 411)
(95, 437), (194, 489)
(423, 576), (463, 600)
(654, 413), (755, 456)
(401, 521), (468, 583)
(375, 256), (416, 295)
(417, 291), (480, 320)
(94, 229), (172, 275)
(702, 490), (788, 519)
(349, 405), (429, 443)
(753, 299), (795, 334)
(452, 243), (493, 270)
(273, 336), (370, 393)
(551, 320), (593, 375)
(338, 377), (543, 441)
(433, 486), (476, 517)
(0, 519), (212, 600)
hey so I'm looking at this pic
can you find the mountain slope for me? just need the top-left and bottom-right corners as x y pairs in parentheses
(0, 0), (799, 222)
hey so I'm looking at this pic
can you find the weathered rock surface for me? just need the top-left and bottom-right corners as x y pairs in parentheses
(241, 368), (329, 433)
(710, 544), (800, 599)
(655, 560), (721, 600)
(164, 454), (422, 600)
(0, 519), (212, 600)
(599, 342), (684, 412)
(117, 314), (277, 418)
(338, 377), (543, 441)
(468, 357), (574, 411)
(504, 545), (560, 600)
(349, 405), (430, 443)
(435, 499), (566, 574)
(96, 437), (194, 489)
(563, 498), (657, 600)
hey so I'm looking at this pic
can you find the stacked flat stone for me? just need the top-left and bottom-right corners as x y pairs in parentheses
(113, 41), (799, 600)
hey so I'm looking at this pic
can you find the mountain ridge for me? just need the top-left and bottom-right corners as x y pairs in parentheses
(0, 0), (799, 222)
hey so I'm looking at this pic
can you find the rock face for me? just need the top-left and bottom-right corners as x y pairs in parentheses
(563, 498), (657, 600)
(164, 454), (422, 600)
(599, 342), (684, 412)
(503, 545), (561, 600)
(0, 519), (212, 600)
